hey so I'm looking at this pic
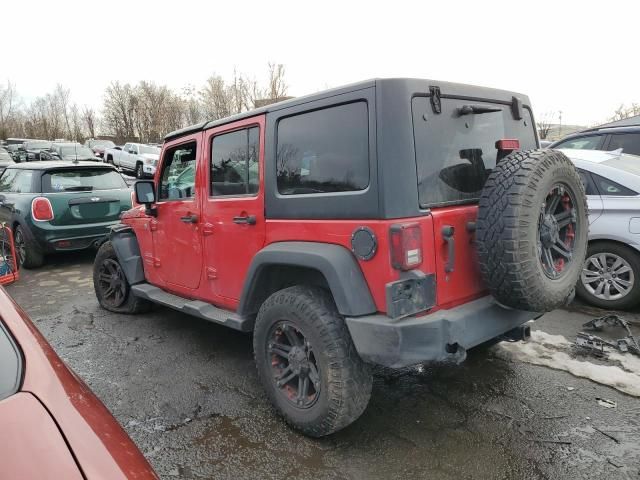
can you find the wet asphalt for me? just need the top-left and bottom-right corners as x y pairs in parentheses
(5, 251), (640, 480)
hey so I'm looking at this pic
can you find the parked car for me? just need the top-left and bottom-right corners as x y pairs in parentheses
(561, 148), (640, 309)
(0, 287), (157, 478)
(20, 140), (52, 161)
(5, 144), (25, 163)
(0, 148), (15, 173)
(550, 125), (640, 156)
(0, 162), (132, 268)
(41, 143), (101, 162)
(104, 143), (160, 178)
(94, 78), (588, 437)
(84, 139), (116, 159)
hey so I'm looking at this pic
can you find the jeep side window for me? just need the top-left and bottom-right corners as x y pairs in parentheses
(211, 126), (259, 196)
(276, 101), (369, 195)
(158, 142), (197, 200)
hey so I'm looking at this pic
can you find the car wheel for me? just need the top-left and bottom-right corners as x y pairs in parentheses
(576, 242), (640, 310)
(93, 241), (151, 314)
(253, 286), (372, 437)
(135, 163), (143, 179)
(14, 225), (44, 269)
(477, 149), (588, 312)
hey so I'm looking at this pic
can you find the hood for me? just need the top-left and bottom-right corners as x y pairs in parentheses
(140, 153), (159, 161)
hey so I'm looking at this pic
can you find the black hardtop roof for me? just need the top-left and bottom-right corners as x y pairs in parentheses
(6, 161), (116, 171)
(165, 78), (530, 142)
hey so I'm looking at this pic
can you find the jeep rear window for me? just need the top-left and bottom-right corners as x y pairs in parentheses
(276, 101), (369, 195)
(412, 96), (536, 208)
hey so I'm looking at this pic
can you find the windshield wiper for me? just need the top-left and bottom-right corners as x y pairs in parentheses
(64, 186), (93, 191)
(457, 104), (502, 116)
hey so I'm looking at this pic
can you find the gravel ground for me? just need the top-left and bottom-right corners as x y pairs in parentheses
(6, 251), (640, 480)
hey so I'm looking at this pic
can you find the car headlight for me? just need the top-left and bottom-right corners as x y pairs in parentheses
(144, 158), (154, 164)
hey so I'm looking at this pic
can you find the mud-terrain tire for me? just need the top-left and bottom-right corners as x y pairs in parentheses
(135, 162), (144, 179)
(93, 241), (151, 314)
(576, 241), (640, 310)
(253, 286), (372, 437)
(477, 149), (588, 312)
(14, 225), (44, 269)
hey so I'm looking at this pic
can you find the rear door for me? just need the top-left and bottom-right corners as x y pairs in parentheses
(201, 115), (266, 305)
(412, 96), (538, 307)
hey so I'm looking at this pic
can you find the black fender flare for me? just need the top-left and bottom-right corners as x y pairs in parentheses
(109, 224), (145, 285)
(237, 242), (377, 317)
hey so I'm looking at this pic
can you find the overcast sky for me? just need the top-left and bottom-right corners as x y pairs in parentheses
(3, 0), (637, 126)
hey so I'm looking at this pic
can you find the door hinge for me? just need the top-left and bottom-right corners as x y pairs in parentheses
(429, 86), (442, 114)
(149, 219), (158, 232)
(202, 223), (214, 236)
(206, 267), (217, 279)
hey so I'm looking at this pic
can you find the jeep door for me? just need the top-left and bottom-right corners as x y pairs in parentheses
(151, 134), (203, 290)
(201, 115), (266, 308)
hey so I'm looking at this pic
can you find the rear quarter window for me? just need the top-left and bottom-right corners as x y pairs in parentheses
(42, 169), (127, 192)
(276, 101), (369, 195)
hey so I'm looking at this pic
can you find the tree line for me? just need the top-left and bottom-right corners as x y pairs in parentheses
(0, 63), (287, 144)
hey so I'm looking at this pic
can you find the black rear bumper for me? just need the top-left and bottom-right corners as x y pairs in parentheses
(345, 296), (540, 368)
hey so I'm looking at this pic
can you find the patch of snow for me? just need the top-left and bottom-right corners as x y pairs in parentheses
(495, 330), (640, 397)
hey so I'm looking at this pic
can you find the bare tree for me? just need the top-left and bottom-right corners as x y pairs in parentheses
(199, 75), (233, 121)
(0, 81), (17, 139)
(102, 82), (138, 142)
(609, 103), (640, 122)
(82, 106), (96, 139)
(536, 112), (555, 140)
(266, 63), (287, 100)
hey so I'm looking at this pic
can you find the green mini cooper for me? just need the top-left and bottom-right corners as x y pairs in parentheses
(0, 162), (132, 268)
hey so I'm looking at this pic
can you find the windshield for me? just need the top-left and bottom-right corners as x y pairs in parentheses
(60, 146), (95, 157)
(25, 141), (51, 150)
(139, 145), (161, 155)
(412, 96), (537, 207)
(42, 168), (127, 192)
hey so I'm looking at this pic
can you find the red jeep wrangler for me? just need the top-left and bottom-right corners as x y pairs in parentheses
(93, 79), (587, 437)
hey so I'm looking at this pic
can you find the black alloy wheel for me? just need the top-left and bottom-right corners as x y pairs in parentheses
(538, 183), (579, 279)
(267, 321), (321, 409)
(97, 258), (127, 308)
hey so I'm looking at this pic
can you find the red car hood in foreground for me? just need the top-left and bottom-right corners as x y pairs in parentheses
(0, 288), (157, 479)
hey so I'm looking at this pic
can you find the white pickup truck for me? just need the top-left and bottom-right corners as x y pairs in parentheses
(104, 142), (161, 178)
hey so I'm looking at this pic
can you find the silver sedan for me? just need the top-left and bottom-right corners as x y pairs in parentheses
(563, 149), (640, 309)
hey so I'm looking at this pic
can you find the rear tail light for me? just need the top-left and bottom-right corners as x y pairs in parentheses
(495, 139), (520, 151)
(390, 223), (422, 270)
(31, 197), (54, 222)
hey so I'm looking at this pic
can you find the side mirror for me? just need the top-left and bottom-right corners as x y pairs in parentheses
(134, 180), (157, 216)
(115, 146), (122, 151)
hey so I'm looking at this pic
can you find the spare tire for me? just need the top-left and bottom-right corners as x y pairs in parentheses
(476, 149), (588, 312)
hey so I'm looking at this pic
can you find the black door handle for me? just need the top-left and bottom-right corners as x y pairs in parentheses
(441, 225), (455, 273)
(233, 215), (256, 225)
(180, 215), (198, 224)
